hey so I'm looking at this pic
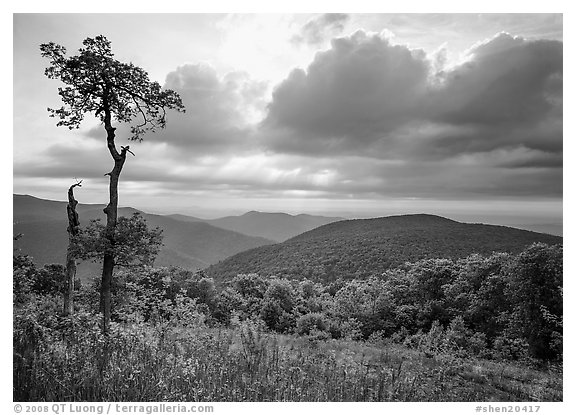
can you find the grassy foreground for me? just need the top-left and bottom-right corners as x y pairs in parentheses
(14, 317), (562, 402)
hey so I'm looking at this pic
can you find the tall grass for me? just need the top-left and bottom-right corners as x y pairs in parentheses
(14, 315), (562, 402)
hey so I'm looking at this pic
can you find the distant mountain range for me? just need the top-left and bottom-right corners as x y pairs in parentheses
(14, 195), (563, 284)
(13, 194), (274, 279)
(13, 194), (345, 280)
(206, 214), (563, 283)
(167, 211), (344, 242)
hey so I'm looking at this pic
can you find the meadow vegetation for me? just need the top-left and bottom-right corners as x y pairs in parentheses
(13, 242), (562, 401)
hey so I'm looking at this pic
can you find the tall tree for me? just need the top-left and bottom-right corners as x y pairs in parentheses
(41, 35), (185, 332)
(505, 243), (563, 359)
(64, 180), (82, 316)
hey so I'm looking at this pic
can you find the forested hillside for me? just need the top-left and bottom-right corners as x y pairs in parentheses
(13, 194), (273, 276)
(207, 214), (562, 282)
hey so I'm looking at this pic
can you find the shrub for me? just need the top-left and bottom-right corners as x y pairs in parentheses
(493, 334), (530, 361)
(32, 264), (66, 296)
(260, 300), (295, 333)
(296, 313), (327, 335)
(340, 318), (363, 341)
(391, 326), (410, 344)
(13, 254), (37, 304)
(306, 328), (331, 342)
(467, 332), (489, 357)
(367, 330), (389, 346)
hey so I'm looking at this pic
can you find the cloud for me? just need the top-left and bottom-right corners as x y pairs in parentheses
(261, 30), (562, 169)
(14, 63), (271, 197)
(15, 28), (562, 206)
(264, 31), (430, 154)
(291, 14), (350, 46)
(83, 63), (269, 151)
(429, 33), (562, 126)
(138, 63), (268, 155)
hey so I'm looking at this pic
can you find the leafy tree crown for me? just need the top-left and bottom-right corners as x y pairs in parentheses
(73, 213), (163, 268)
(40, 35), (185, 141)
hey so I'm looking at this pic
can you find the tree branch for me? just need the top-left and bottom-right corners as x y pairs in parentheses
(121, 146), (135, 156)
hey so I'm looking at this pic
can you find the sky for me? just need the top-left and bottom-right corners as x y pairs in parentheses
(12, 12), (563, 225)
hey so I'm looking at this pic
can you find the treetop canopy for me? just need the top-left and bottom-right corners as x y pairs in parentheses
(40, 35), (185, 141)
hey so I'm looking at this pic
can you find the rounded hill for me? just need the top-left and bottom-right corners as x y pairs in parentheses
(206, 214), (562, 282)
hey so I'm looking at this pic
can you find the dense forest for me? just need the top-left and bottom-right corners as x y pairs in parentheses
(207, 214), (562, 282)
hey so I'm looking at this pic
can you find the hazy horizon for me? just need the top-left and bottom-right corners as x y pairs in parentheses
(14, 192), (562, 237)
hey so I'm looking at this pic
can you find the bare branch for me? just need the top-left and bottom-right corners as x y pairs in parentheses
(121, 146), (135, 157)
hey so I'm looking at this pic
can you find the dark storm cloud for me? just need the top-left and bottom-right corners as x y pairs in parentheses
(262, 31), (563, 169)
(291, 14), (350, 46)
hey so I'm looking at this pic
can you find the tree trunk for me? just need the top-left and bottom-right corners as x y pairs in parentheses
(100, 105), (128, 334)
(64, 182), (81, 316)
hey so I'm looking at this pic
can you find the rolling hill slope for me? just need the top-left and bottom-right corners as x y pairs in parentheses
(206, 214), (562, 283)
(13, 194), (273, 279)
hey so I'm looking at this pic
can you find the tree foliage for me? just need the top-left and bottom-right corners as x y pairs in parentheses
(504, 243), (563, 359)
(73, 212), (163, 268)
(40, 35), (184, 140)
(14, 242), (563, 361)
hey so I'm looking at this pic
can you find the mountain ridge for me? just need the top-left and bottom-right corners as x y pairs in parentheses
(166, 208), (345, 242)
(206, 213), (562, 283)
(13, 194), (274, 279)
